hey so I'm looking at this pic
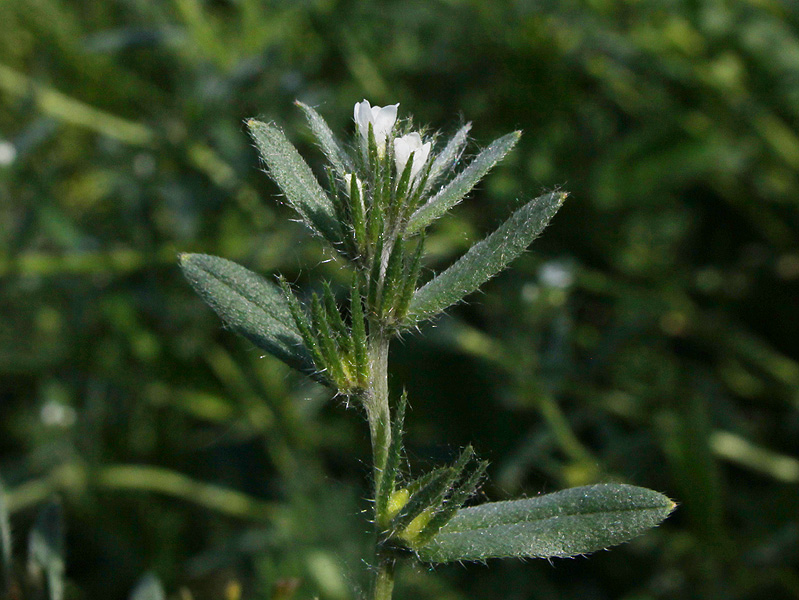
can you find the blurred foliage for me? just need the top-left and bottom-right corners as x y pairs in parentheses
(1, 0), (799, 598)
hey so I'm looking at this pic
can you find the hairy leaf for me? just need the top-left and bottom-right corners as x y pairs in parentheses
(417, 484), (675, 562)
(406, 131), (520, 235)
(295, 101), (354, 177)
(180, 254), (314, 375)
(407, 192), (566, 323)
(423, 123), (472, 195)
(247, 119), (342, 244)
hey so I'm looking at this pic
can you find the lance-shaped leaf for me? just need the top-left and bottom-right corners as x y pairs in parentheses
(406, 131), (521, 235)
(28, 502), (65, 600)
(0, 478), (11, 592)
(407, 192), (566, 323)
(180, 254), (314, 375)
(295, 101), (354, 177)
(417, 484), (675, 563)
(422, 122), (472, 195)
(247, 119), (342, 244)
(129, 573), (166, 600)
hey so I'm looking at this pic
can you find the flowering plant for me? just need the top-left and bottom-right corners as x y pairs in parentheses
(179, 100), (675, 600)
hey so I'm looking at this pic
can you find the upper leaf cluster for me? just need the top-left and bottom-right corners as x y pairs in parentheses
(182, 102), (565, 391)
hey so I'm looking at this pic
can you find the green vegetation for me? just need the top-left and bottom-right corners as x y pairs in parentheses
(2, 1), (799, 599)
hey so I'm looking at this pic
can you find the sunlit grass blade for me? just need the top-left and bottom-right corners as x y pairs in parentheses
(0, 478), (11, 593)
(180, 254), (315, 375)
(295, 101), (354, 177)
(418, 484), (676, 562)
(247, 119), (342, 244)
(406, 131), (521, 235)
(129, 573), (166, 600)
(28, 501), (65, 600)
(406, 192), (566, 323)
(423, 123), (472, 195)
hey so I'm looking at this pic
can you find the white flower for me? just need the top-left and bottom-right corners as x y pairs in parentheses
(354, 100), (398, 154)
(393, 132), (431, 180)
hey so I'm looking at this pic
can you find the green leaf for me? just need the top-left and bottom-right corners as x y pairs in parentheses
(180, 254), (314, 375)
(28, 501), (65, 600)
(247, 119), (342, 244)
(295, 101), (354, 177)
(423, 123), (472, 195)
(406, 131), (521, 235)
(310, 293), (347, 385)
(407, 192), (566, 323)
(0, 478), (11, 592)
(376, 391), (407, 526)
(417, 484), (676, 563)
(129, 573), (166, 600)
(415, 460), (488, 547)
(350, 275), (368, 384)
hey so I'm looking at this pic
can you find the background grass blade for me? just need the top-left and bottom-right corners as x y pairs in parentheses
(129, 573), (166, 600)
(418, 484), (675, 562)
(179, 253), (314, 374)
(407, 191), (566, 323)
(28, 502), (65, 600)
(0, 478), (11, 593)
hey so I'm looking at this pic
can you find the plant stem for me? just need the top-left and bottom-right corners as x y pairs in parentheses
(365, 327), (394, 600)
(373, 557), (395, 600)
(366, 330), (392, 491)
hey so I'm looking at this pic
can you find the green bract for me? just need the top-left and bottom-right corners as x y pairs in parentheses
(180, 100), (675, 600)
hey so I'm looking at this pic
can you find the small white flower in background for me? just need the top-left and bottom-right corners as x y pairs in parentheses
(354, 100), (398, 155)
(40, 400), (77, 428)
(393, 132), (431, 180)
(0, 140), (17, 166)
(539, 260), (575, 289)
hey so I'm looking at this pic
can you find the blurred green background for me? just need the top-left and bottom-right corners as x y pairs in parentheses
(2, 0), (799, 598)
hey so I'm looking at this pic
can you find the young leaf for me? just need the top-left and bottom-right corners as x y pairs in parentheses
(295, 101), (354, 177)
(417, 484), (676, 563)
(247, 119), (342, 244)
(423, 122), (472, 195)
(396, 235), (424, 321)
(406, 131), (521, 235)
(415, 460), (488, 547)
(28, 501), (65, 600)
(322, 281), (350, 352)
(0, 477), (11, 592)
(350, 275), (368, 384)
(376, 391), (407, 526)
(380, 239), (405, 318)
(180, 254), (315, 375)
(129, 573), (166, 600)
(310, 293), (347, 385)
(406, 192), (566, 324)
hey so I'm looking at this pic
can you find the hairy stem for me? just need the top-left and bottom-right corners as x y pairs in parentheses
(373, 557), (395, 600)
(366, 330), (392, 503)
(365, 327), (394, 600)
